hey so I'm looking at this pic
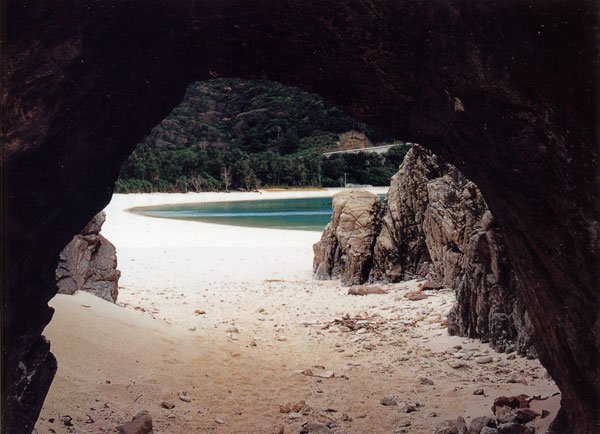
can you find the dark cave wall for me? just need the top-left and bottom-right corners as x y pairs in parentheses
(3, 1), (598, 432)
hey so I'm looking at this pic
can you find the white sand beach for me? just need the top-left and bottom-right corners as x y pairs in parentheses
(36, 189), (559, 434)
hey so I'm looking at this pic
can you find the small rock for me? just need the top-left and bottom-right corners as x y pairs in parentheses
(301, 421), (332, 434)
(480, 428), (499, 434)
(473, 388), (485, 395)
(396, 419), (411, 428)
(290, 401), (306, 412)
(420, 377), (434, 385)
(60, 415), (73, 427)
(341, 413), (352, 421)
(160, 401), (175, 409)
(279, 403), (291, 413)
(456, 416), (468, 434)
(475, 356), (493, 364)
(318, 370), (335, 378)
(434, 420), (458, 434)
(348, 286), (388, 296)
(421, 281), (444, 290)
(288, 412), (303, 420)
(188, 327), (196, 332)
(469, 416), (495, 434)
(226, 326), (239, 333)
(399, 404), (416, 413)
(177, 391), (192, 403)
(194, 309), (206, 315)
(380, 396), (397, 406)
(116, 411), (153, 434)
(449, 361), (468, 369)
(428, 411), (438, 417)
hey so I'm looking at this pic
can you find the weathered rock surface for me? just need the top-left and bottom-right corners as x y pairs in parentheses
(313, 190), (382, 285)
(314, 146), (534, 356)
(55, 211), (120, 302)
(3, 1), (597, 432)
(116, 411), (154, 434)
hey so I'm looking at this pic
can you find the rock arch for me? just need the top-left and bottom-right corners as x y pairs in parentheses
(3, 1), (598, 432)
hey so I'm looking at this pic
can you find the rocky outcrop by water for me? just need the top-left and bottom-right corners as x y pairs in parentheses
(313, 190), (382, 286)
(56, 212), (120, 302)
(314, 146), (534, 356)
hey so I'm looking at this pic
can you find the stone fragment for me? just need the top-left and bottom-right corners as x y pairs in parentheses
(301, 421), (332, 434)
(160, 401), (175, 409)
(380, 396), (397, 406)
(469, 416), (495, 434)
(399, 404), (416, 413)
(116, 411), (153, 434)
(348, 285), (388, 296)
(405, 291), (429, 301)
(177, 391), (191, 403)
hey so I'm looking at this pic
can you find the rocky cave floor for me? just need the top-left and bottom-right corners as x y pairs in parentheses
(35, 280), (558, 433)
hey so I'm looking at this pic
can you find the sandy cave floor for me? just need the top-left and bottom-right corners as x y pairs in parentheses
(35, 191), (559, 434)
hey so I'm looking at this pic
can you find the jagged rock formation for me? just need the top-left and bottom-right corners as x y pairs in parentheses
(313, 190), (382, 285)
(3, 1), (597, 432)
(314, 146), (534, 356)
(55, 212), (120, 302)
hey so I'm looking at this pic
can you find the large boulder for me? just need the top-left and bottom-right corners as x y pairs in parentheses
(55, 211), (120, 302)
(313, 190), (382, 286)
(314, 146), (533, 355)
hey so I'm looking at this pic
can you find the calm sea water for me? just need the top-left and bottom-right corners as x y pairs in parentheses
(133, 196), (385, 232)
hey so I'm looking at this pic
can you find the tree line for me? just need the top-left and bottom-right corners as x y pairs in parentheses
(116, 145), (409, 193)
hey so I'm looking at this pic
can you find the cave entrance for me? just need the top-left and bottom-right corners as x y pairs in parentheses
(34, 79), (560, 433)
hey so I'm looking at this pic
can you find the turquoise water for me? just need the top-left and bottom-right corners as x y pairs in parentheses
(133, 197), (340, 231)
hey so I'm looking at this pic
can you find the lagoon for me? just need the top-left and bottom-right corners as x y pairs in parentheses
(132, 197), (342, 231)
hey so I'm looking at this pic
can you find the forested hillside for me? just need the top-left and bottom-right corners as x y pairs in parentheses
(116, 79), (408, 192)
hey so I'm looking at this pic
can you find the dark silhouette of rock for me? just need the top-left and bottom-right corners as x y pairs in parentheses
(314, 146), (534, 356)
(3, 1), (597, 432)
(116, 411), (154, 434)
(56, 211), (120, 302)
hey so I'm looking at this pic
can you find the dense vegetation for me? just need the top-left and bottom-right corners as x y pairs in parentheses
(116, 79), (408, 192)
